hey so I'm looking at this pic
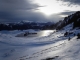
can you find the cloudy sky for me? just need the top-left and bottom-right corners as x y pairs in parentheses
(0, 0), (80, 23)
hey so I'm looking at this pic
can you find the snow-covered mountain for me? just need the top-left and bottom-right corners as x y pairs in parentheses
(0, 21), (54, 30)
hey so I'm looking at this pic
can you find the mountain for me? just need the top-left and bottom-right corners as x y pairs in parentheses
(0, 21), (54, 30)
(55, 11), (80, 30)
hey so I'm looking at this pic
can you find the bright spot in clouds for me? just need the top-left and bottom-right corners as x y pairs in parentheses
(34, 0), (80, 15)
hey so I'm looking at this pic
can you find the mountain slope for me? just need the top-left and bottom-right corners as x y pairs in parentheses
(55, 11), (80, 30)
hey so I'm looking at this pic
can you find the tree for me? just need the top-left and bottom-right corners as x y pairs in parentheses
(64, 32), (68, 37)
(77, 33), (80, 39)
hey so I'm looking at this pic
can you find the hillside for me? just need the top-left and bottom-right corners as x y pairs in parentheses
(55, 11), (80, 30)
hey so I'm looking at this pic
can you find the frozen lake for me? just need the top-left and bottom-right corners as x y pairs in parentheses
(16, 30), (55, 37)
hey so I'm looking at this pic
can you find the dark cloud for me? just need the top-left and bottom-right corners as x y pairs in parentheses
(0, 0), (39, 11)
(58, 10), (76, 15)
(57, 0), (80, 6)
(0, 0), (48, 23)
(0, 10), (48, 23)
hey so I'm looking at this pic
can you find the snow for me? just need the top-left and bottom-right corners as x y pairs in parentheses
(0, 24), (80, 60)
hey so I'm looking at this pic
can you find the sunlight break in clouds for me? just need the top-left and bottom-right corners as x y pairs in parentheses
(34, 0), (80, 15)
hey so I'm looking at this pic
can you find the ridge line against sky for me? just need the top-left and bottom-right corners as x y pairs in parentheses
(0, 0), (80, 23)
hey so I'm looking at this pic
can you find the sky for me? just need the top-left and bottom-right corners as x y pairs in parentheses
(0, 0), (80, 23)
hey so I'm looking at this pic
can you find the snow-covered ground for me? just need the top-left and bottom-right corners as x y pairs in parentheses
(0, 24), (80, 60)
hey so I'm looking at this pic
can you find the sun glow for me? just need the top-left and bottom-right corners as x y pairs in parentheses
(37, 6), (63, 15)
(34, 0), (63, 15)
(34, 0), (80, 15)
